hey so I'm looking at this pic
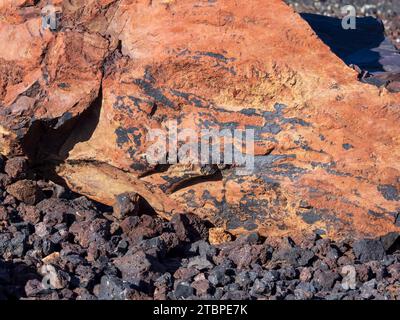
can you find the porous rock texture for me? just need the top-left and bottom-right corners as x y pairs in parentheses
(0, 0), (400, 241)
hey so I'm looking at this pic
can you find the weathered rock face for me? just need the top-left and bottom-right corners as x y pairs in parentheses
(1, 0), (400, 241)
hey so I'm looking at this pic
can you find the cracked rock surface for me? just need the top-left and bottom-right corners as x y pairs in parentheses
(0, 0), (399, 242)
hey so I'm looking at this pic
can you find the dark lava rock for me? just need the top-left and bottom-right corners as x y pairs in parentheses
(0, 205), (8, 221)
(174, 267), (200, 282)
(353, 239), (386, 263)
(1, 153), (400, 301)
(120, 215), (163, 241)
(8, 232), (28, 258)
(174, 281), (194, 299)
(40, 264), (71, 290)
(70, 218), (110, 248)
(187, 240), (216, 259)
(35, 222), (52, 238)
(222, 290), (250, 300)
(355, 264), (373, 282)
(228, 244), (263, 269)
(272, 246), (315, 267)
(97, 275), (136, 300)
(37, 199), (76, 227)
(187, 256), (214, 271)
(4, 157), (28, 181)
(6, 180), (44, 205)
(294, 282), (316, 300)
(191, 279), (211, 295)
(25, 279), (48, 297)
(312, 270), (340, 291)
(170, 213), (208, 242)
(250, 279), (267, 295)
(114, 249), (165, 281)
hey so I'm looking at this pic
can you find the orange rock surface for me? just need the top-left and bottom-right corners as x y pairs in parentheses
(0, 0), (399, 241)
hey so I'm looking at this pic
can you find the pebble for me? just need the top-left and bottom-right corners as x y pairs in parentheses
(353, 239), (386, 263)
(341, 265), (357, 290)
(174, 281), (194, 299)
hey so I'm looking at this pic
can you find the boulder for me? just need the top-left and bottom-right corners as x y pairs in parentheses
(0, 0), (399, 241)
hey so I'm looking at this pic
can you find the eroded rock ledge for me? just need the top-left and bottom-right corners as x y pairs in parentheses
(0, 0), (400, 241)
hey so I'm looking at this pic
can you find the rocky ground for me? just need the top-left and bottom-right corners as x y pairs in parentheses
(0, 156), (399, 300)
(285, 0), (400, 48)
(0, 1), (400, 301)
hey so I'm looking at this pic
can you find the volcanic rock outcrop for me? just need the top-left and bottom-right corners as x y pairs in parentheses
(0, 0), (399, 241)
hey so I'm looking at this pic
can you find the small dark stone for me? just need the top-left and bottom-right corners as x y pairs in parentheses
(353, 239), (386, 263)
(17, 203), (41, 224)
(114, 249), (164, 280)
(174, 267), (199, 281)
(121, 215), (163, 241)
(4, 157), (28, 181)
(342, 143), (353, 150)
(222, 290), (250, 300)
(312, 270), (340, 291)
(70, 218), (110, 248)
(38, 199), (75, 227)
(116, 238), (129, 255)
(97, 275), (136, 300)
(42, 239), (58, 256)
(279, 266), (298, 280)
(228, 244), (262, 269)
(74, 265), (96, 289)
(250, 279), (266, 295)
(0, 173), (11, 188)
(272, 246), (314, 267)
(262, 270), (280, 282)
(9, 232), (28, 257)
(191, 279), (211, 295)
(40, 264), (71, 290)
(6, 180), (44, 205)
(377, 184), (399, 201)
(235, 271), (252, 288)
(187, 256), (214, 271)
(360, 279), (377, 299)
(208, 266), (230, 286)
(380, 232), (399, 252)
(35, 222), (52, 238)
(387, 263), (400, 280)
(355, 264), (373, 282)
(25, 279), (48, 297)
(0, 205), (8, 220)
(170, 213), (208, 242)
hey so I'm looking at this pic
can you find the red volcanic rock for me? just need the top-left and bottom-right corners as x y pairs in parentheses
(0, 0), (400, 241)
